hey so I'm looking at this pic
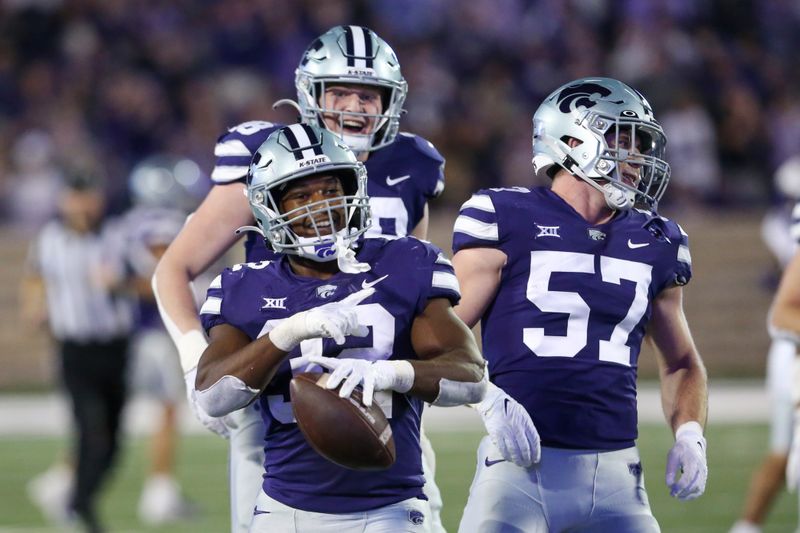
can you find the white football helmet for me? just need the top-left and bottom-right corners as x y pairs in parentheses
(532, 77), (670, 210)
(293, 25), (407, 153)
(247, 123), (370, 262)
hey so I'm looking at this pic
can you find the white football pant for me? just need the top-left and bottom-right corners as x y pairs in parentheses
(227, 405), (444, 533)
(766, 337), (796, 453)
(249, 490), (429, 532)
(458, 437), (659, 533)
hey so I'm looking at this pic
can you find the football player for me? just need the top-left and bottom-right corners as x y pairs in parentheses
(730, 157), (800, 533)
(194, 124), (485, 532)
(152, 26), (448, 532)
(773, 200), (800, 527)
(125, 155), (206, 525)
(451, 77), (709, 532)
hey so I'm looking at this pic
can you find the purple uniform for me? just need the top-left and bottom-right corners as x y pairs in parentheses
(453, 186), (692, 450)
(199, 237), (460, 513)
(211, 120), (445, 261)
(122, 205), (186, 330)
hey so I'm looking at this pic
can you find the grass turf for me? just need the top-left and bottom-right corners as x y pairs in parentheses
(0, 424), (795, 532)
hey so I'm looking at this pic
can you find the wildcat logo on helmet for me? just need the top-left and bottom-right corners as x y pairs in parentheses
(556, 82), (623, 113)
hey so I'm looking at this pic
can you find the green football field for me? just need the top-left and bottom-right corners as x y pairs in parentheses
(0, 424), (796, 532)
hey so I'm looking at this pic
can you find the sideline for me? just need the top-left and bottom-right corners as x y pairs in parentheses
(0, 379), (768, 437)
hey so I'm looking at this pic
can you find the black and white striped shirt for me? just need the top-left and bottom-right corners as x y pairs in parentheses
(28, 218), (134, 342)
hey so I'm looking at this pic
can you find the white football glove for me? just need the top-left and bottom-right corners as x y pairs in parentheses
(269, 288), (374, 351)
(786, 412), (800, 491)
(183, 367), (231, 439)
(665, 421), (707, 500)
(474, 382), (540, 467)
(294, 355), (415, 407)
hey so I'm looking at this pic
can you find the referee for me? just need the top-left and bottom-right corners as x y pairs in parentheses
(21, 171), (134, 533)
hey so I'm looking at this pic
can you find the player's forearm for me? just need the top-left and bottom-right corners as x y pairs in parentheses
(152, 258), (203, 339)
(195, 333), (289, 416)
(660, 353), (708, 433)
(409, 348), (487, 404)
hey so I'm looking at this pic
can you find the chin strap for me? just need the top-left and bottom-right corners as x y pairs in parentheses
(334, 234), (370, 273)
(538, 135), (635, 211)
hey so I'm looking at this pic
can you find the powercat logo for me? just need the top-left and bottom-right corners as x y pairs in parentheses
(556, 82), (623, 113)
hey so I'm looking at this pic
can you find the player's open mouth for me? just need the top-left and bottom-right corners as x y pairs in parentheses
(342, 118), (368, 134)
(621, 171), (639, 187)
(306, 215), (342, 235)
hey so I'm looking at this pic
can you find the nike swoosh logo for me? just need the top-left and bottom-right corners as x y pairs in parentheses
(386, 174), (411, 186)
(253, 508), (270, 516)
(503, 398), (510, 415)
(484, 457), (506, 467)
(627, 239), (649, 249)
(361, 274), (389, 290)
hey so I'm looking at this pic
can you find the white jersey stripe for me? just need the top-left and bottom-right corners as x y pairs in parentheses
(200, 296), (222, 315)
(678, 245), (692, 265)
(209, 275), (223, 289)
(214, 139), (252, 157)
(211, 165), (249, 183)
(463, 194), (495, 213)
(454, 215), (499, 241)
(432, 271), (461, 295)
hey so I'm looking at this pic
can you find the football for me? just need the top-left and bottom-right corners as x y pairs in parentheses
(289, 372), (396, 471)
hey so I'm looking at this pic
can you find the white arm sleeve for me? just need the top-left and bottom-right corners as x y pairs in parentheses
(432, 367), (488, 407)
(194, 374), (261, 418)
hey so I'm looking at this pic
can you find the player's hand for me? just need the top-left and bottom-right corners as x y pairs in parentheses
(269, 288), (373, 350)
(297, 356), (414, 407)
(665, 421), (707, 500)
(786, 413), (800, 490)
(474, 382), (540, 467)
(183, 367), (231, 439)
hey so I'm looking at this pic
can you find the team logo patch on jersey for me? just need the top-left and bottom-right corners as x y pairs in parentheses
(587, 228), (606, 241)
(261, 297), (287, 310)
(316, 284), (337, 299)
(535, 224), (561, 238)
(408, 509), (425, 525)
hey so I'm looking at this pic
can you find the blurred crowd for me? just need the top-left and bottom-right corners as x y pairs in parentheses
(2, 0), (800, 231)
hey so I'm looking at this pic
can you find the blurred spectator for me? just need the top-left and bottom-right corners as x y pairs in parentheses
(0, 1), (798, 214)
(660, 87), (721, 206)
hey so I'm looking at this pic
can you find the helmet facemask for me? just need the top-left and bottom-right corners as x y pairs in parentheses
(249, 168), (370, 262)
(585, 113), (670, 210)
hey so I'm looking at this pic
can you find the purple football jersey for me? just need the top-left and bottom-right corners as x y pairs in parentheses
(453, 187), (692, 450)
(210, 121), (445, 262)
(200, 237), (460, 512)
